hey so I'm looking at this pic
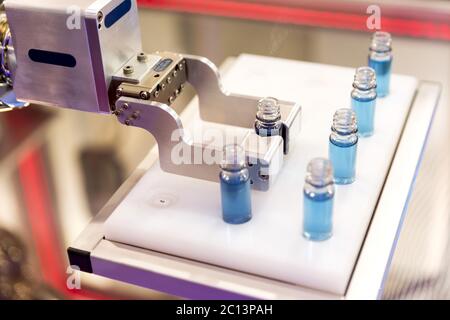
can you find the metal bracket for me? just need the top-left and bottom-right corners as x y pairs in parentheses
(115, 96), (284, 191)
(112, 52), (301, 191)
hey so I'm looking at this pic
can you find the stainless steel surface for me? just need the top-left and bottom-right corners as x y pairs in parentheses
(4, 0), (141, 113)
(112, 53), (161, 84)
(113, 52), (187, 108)
(90, 238), (337, 300)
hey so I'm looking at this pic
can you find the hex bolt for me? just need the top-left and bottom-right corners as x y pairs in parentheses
(123, 65), (134, 75)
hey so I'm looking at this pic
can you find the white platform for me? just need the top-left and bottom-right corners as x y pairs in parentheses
(103, 54), (418, 295)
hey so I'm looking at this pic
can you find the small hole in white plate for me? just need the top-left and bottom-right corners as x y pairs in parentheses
(150, 192), (178, 209)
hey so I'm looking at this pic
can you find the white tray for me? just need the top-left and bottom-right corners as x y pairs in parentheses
(103, 54), (418, 295)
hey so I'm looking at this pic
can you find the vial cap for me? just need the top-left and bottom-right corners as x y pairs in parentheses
(256, 97), (281, 123)
(220, 144), (246, 171)
(370, 31), (392, 53)
(332, 108), (358, 135)
(305, 158), (334, 187)
(353, 66), (377, 90)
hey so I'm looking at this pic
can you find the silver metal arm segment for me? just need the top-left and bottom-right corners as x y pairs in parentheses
(114, 96), (286, 191)
(112, 52), (301, 190)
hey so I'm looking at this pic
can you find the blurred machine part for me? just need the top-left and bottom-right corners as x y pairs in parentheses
(0, 7), (28, 112)
(0, 228), (62, 299)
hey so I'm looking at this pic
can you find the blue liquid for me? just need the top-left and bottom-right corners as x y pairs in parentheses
(220, 174), (252, 224)
(351, 96), (376, 137)
(368, 57), (392, 97)
(329, 139), (357, 184)
(303, 191), (334, 241)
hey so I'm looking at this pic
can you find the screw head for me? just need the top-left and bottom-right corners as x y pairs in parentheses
(116, 87), (123, 97)
(139, 91), (150, 100)
(122, 103), (129, 110)
(167, 76), (172, 84)
(125, 119), (132, 126)
(161, 83), (166, 91)
(173, 70), (177, 77)
(168, 96), (174, 104)
(154, 91), (160, 98)
(178, 62), (184, 71)
(97, 11), (104, 23)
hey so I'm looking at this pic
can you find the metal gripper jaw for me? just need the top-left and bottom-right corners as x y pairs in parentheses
(111, 52), (301, 191)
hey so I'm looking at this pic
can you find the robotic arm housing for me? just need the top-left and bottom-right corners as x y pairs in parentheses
(1, 0), (301, 191)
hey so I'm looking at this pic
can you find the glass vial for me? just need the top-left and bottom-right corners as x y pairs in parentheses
(329, 108), (358, 184)
(303, 158), (335, 241)
(255, 97), (282, 137)
(351, 66), (377, 137)
(220, 144), (252, 224)
(368, 31), (392, 97)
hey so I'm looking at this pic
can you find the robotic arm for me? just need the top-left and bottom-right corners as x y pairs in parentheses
(0, 0), (301, 191)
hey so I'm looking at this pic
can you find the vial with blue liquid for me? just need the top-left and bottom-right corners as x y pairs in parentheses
(303, 158), (335, 241)
(368, 31), (392, 97)
(329, 108), (358, 184)
(255, 97), (282, 137)
(351, 66), (377, 137)
(220, 144), (252, 224)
